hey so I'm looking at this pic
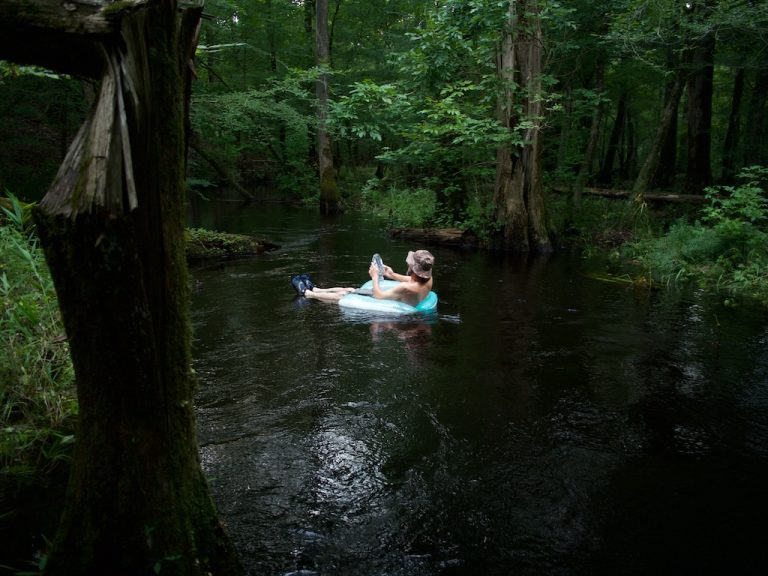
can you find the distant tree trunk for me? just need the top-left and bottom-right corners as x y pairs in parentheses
(555, 82), (573, 175)
(721, 67), (745, 183)
(328, 0), (343, 68)
(265, 0), (288, 163)
(315, 0), (340, 214)
(0, 1), (241, 574)
(632, 70), (685, 202)
(743, 67), (768, 167)
(653, 58), (680, 189)
(684, 32), (715, 194)
(597, 89), (628, 186)
(304, 0), (315, 36)
(493, 0), (550, 252)
(620, 108), (636, 182)
(573, 64), (604, 206)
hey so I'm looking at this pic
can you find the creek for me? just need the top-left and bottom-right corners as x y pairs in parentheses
(189, 202), (768, 576)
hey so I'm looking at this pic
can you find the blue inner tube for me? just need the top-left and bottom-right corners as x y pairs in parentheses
(338, 279), (438, 315)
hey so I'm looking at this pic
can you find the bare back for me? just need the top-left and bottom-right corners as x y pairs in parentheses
(377, 277), (432, 306)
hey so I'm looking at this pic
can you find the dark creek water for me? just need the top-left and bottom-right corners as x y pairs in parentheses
(189, 203), (768, 576)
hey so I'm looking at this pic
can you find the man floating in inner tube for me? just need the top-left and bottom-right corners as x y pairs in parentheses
(291, 250), (435, 306)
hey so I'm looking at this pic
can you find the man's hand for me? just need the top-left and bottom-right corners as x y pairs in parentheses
(368, 262), (379, 280)
(382, 265), (394, 278)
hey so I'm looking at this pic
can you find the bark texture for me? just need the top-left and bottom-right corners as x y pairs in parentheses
(492, 0), (550, 252)
(0, 1), (241, 574)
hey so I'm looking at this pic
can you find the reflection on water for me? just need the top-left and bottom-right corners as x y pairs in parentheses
(190, 203), (768, 576)
(369, 321), (433, 366)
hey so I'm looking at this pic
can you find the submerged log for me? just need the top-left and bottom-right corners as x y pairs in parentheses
(389, 227), (479, 249)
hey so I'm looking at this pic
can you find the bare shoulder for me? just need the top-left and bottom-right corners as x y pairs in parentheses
(394, 280), (420, 293)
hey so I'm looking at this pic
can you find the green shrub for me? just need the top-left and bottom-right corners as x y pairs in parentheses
(631, 167), (768, 305)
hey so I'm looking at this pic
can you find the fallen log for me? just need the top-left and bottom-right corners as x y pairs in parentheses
(551, 185), (708, 204)
(388, 227), (479, 249)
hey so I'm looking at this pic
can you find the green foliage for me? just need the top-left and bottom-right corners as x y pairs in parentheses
(0, 209), (76, 474)
(191, 70), (318, 197)
(359, 181), (437, 228)
(702, 166), (768, 226)
(631, 167), (768, 305)
(457, 185), (500, 242)
(329, 81), (408, 142)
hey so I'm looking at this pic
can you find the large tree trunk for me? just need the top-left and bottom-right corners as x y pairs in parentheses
(684, 31), (715, 194)
(0, 1), (241, 574)
(493, 0), (551, 252)
(315, 0), (340, 214)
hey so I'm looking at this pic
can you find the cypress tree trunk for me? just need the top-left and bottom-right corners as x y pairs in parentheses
(0, 1), (241, 573)
(493, 0), (550, 252)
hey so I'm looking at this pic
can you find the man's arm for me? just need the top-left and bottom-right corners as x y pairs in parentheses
(369, 263), (408, 300)
(383, 265), (410, 282)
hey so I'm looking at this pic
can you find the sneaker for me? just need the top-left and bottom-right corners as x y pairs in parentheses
(372, 253), (384, 279)
(290, 275), (308, 296)
(300, 274), (315, 291)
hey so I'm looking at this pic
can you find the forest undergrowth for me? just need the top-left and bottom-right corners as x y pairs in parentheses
(627, 167), (768, 306)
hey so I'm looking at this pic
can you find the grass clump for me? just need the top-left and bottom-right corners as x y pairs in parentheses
(1, 194), (76, 475)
